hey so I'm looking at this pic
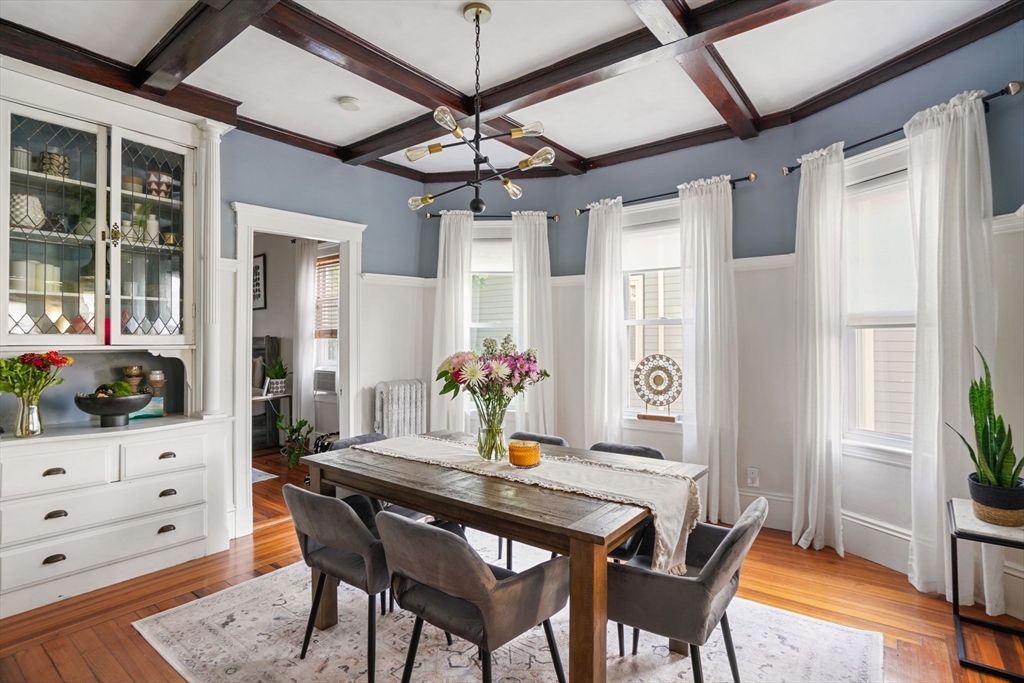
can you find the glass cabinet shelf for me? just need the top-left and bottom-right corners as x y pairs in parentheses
(10, 166), (98, 190)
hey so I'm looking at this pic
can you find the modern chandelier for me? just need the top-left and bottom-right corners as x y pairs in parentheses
(405, 3), (554, 214)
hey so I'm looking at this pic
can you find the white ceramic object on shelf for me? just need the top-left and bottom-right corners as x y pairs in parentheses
(10, 193), (45, 228)
(146, 214), (160, 241)
(11, 146), (29, 170)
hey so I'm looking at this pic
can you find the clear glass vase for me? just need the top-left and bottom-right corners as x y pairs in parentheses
(473, 396), (508, 462)
(15, 395), (42, 438)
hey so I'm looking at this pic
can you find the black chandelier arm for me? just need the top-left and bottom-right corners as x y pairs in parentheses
(431, 181), (476, 201)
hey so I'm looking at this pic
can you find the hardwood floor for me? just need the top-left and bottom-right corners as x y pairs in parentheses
(1, 521), (1020, 682)
(251, 448), (309, 529)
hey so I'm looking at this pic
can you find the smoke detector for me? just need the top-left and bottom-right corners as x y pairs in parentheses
(337, 96), (361, 112)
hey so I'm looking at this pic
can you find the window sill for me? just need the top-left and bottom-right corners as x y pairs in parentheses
(842, 439), (912, 469)
(622, 414), (684, 434)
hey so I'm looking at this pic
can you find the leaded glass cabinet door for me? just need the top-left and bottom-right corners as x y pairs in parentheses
(109, 127), (193, 346)
(1, 102), (107, 346)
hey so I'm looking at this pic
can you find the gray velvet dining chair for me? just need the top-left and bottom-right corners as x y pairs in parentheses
(607, 497), (769, 683)
(282, 483), (390, 680)
(376, 510), (570, 683)
(498, 431), (570, 570)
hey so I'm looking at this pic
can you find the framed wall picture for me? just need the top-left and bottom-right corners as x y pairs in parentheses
(252, 253), (267, 310)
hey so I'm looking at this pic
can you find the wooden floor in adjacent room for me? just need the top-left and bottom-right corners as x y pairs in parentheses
(0, 521), (1020, 682)
(251, 447), (309, 529)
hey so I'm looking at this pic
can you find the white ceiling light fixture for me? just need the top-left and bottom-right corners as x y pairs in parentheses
(405, 3), (552, 214)
(337, 96), (361, 112)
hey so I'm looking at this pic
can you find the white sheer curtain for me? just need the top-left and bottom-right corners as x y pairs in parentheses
(583, 197), (626, 447)
(512, 211), (556, 434)
(293, 239), (317, 427)
(905, 91), (1004, 615)
(792, 142), (845, 556)
(678, 176), (741, 525)
(430, 210), (473, 432)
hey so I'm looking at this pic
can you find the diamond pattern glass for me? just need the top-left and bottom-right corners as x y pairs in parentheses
(118, 138), (185, 337)
(8, 114), (99, 336)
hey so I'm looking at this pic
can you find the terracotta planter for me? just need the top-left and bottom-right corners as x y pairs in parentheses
(968, 473), (1024, 527)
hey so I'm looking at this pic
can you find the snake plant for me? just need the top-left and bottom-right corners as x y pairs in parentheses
(948, 349), (1021, 488)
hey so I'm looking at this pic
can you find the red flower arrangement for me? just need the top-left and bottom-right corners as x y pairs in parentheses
(0, 351), (74, 400)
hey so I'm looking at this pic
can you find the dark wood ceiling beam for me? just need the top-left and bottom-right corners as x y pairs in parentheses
(628, 0), (761, 139)
(477, 0), (824, 121)
(479, 117), (586, 175)
(235, 116), (342, 157)
(423, 167), (564, 184)
(254, 0), (467, 112)
(134, 0), (280, 94)
(760, 0), (1024, 129)
(341, 113), (445, 165)
(585, 124), (734, 169)
(0, 19), (239, 123)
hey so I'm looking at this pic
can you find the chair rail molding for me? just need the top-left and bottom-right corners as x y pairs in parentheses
(229, 202), (366, 538)
(199, 120), (234, 419)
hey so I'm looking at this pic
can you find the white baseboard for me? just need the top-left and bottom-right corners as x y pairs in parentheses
(739, 488), (793, 532)
(230, 507), (254, 539)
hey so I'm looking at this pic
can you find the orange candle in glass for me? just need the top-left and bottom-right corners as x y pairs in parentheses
(508, 440), (541, 468)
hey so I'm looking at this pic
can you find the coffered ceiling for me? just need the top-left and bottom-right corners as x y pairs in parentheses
(1, 0), (1019, 183)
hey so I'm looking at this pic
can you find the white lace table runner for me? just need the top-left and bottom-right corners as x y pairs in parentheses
(352, 434), (701, 575)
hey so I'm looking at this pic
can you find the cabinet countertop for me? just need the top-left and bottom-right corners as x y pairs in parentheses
(0, 414), (233, 447)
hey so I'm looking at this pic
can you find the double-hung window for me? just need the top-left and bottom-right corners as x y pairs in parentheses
(314, 254), (339, 367)
(622, 201), (685, 418)
(843, 143), (917, 444)
(470, 222), (513, 354)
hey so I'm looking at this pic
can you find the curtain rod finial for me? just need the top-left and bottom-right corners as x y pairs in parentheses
(553, 214), (559, 222)
(424, 212), (434, 219)
(574, 208), (582, 216)
(782, 166), (792, 176)
(1008, 80), (1023, 96)
(747, 172), (757, 182)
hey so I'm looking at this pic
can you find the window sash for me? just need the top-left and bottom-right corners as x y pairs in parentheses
(315, 255), (339, 339)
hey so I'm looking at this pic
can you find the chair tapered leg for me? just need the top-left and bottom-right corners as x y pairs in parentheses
(506, 538), (513, 571)
(497, 537), (503, 559)
(632, 627), (640, 656)
(542, 619), (566, 683)
(481, 649), (492, 683)
(690, 644), (703, 683)
(445, 631), (453, 646)
(401, 617), (423, 683)
(389, 589), (395, 613)
(300, 572), (327, 659)
(721, 612), (741, 683)
(617, 622), (625, 657)
(367, 593), (376, 683)
(380, 591), (386, 616)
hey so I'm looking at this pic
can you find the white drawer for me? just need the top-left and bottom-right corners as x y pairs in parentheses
(0, 469), (206, 546)
(123, 435), (205, 478)
(0, 446), (114, 500)
(0, 505), (206, 592)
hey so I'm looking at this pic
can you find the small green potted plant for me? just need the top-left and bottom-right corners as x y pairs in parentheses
(948, 349), (1023, 526)
(262, 356), (289, 395)
(277, 415), (313, 468)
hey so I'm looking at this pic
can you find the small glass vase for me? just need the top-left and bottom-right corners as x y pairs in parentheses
(474, 397), (508, 462)
(15, 395), (42, 438)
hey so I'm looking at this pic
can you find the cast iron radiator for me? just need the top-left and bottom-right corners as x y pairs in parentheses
(374, 379), (426, 437)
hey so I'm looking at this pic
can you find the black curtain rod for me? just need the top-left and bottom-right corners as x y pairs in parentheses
(424, 212), (560, 221)
(783, 80), (1023, 176)
(574, 173), (757, 216)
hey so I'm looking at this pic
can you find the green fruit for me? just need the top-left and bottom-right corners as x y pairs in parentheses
(110, 380), (133, 397)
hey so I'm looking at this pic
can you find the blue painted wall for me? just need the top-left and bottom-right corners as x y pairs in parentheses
(219, 130), (425, 276)
(425, 21), (1024, 277)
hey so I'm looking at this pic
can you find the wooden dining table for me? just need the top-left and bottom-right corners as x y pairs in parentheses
(301, 431), (707, 683)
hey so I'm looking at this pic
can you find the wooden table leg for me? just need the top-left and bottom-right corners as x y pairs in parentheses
(569, 538), (607, 683)
(309, 465), (338, 630)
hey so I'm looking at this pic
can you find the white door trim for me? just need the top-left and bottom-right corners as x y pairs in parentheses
(229, 202), (365, 538)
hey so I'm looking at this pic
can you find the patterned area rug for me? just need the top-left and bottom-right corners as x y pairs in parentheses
(251, 467), (278, 484)
(134, 529), (883, 683)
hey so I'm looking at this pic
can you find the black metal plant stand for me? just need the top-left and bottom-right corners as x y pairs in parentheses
(946, 499), (1024, 683)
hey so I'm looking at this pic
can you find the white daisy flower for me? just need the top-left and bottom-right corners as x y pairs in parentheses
(490, 360), (511, 380)
(462, 360), (486, 387)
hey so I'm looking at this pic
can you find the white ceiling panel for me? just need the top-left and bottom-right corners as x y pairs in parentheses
(715, 0), (1004, 114)
(508, 60), (725, 158)
(184, 28), (427, 146)
(296, 1), (645, 93)
(0, 0), (193, 65)
(382, 129), (529, 172)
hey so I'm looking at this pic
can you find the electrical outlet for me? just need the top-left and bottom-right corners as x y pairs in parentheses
(747, 467), (760, 488)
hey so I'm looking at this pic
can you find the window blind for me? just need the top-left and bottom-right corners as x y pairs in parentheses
(315, 255), (339, 339)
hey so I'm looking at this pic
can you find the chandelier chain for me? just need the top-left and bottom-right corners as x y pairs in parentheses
(474, 14), (481, 116)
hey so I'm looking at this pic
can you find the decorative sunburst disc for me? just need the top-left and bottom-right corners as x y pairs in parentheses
(632, 354), (682, 407)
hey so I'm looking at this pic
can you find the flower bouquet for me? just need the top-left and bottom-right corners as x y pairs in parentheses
(436, 335), (549, 461)
(0, 351), (74, 437)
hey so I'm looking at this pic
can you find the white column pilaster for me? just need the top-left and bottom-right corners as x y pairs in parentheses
(198, 120), (232, 418)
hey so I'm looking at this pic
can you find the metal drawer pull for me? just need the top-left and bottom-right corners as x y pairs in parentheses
(158, 452), (177, 460)
(158, 524), (176, 534)
(43, 554), (66, 565)
(44, 510), (69, 520)
(43, 467), (66, 477)
(159, 488), (177, 497)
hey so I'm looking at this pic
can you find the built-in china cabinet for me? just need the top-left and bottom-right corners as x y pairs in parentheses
(0, 66), (232, 618)
(1, 101), (194, 347)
